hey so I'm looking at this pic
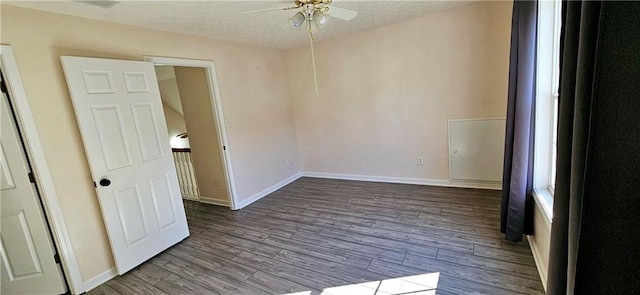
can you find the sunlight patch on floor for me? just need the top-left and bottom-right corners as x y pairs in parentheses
(281, 272), (440, 295)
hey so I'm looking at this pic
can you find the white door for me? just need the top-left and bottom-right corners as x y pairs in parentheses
(61, 56), (189, 274)
(1, 80), (67, 294)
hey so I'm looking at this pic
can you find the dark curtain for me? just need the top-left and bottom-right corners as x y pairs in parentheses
(547, 1), (640, 294)
(500, 0), (537, 242)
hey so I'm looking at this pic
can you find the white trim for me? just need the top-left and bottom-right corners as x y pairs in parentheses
(0, 46), (85, 294)
(83, 267), (117, 292)
(236, 172), (302, 210)
(527, 235), (548, 292)
(533, 188), (553, 226)
(198, 197), (230, 207)
(143, 56), (240, 210)
(302, 172), (501, 190)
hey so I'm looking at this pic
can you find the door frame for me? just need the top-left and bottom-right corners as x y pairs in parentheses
(144, 56), (239, 210)
(0, 46), (85, 294)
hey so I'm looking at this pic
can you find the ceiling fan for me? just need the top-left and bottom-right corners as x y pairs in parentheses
(243, 0), (358, 24)
(244, 0), (359, 99)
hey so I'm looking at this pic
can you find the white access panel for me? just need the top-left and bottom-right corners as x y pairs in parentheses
(448, 118), (506, 182)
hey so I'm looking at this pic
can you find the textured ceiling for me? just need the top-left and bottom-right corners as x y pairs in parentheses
(6, 0), (472, 49)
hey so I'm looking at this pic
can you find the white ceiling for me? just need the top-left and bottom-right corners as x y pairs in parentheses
(6, 0), (471, 49)
(155, 64), (177, 81)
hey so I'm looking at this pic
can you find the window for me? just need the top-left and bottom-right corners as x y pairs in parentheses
(533, 0), (561, 221)
(550, 91), (558, 192)
(548, 0), (561, 193)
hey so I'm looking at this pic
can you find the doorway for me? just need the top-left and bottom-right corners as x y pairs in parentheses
(1, 72), (68, 294)
(147, 57), (238, 209)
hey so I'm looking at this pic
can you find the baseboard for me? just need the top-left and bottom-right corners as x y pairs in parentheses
(198, 197), (230, 207)
(301, 171), (501, 190)
(83, 267), (117, 292)
(235, 172), (302, 210)
(232, 171), (498, 210)
(528, 235), (548, 292)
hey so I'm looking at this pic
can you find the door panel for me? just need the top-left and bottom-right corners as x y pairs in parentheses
(2, 210), (43, 278)
(92, 105), (133, 170)
(0, 143), (16, 189)
(131, 103), (164, 162)
(1, 89), (67, 294)
(61, 56), (189, 274)
(123, 72), (150, 93)
(148, 174), (177, 230)
(113, 185), (148, 247)
(82, 71), (115, 94)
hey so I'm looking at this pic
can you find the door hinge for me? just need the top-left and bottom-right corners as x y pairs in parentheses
(28, 172), (36, 184)
(0, 78), (7, 93)
(93, 181), (97, 188)
(223, 146), (226, 151)
(53, 253), (61, 264)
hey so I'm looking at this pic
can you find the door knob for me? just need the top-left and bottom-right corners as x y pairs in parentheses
(99, 179), (111, 187)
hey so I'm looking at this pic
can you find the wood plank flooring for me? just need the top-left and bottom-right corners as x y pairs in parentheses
(87, 177), (544, 295)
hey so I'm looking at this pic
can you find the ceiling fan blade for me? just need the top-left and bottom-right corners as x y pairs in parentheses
(241, 6), (299, 14)
(327, 6), (358, 21)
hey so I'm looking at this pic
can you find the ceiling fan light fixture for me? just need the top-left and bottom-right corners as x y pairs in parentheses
(289, 12), (306, 29)
(313, 10), (328, 27)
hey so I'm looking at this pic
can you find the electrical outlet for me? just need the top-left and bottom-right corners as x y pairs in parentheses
(225, 118), (232, 128)
(417, 157), (424, 166)
(286, 158), (291, 166)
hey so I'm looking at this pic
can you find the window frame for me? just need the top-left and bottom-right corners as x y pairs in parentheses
(533, 0), (561, 222)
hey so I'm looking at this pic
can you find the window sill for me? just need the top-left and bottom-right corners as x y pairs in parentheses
(533, 188), (554, 226)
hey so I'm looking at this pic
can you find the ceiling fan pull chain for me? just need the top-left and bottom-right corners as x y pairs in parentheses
(308, 21), (320, 100)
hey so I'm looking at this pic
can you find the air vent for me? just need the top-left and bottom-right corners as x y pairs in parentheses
(74, 1), (120, 9)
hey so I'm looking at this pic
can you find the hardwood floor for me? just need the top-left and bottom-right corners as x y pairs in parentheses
(87, 177), (544, 295)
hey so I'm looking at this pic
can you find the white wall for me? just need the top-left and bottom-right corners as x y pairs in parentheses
(0, 4), (300, 282)
(529, 200), (551, 291)
(286, 1), (512, 183)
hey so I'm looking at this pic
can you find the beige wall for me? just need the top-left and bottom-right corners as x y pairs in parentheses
(174, 66), (228, 204)
(161, 102), (190, 148)
(286, 1), (512, 180)
(0, 5), (300, 282)
(1, 0), (515, 286)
